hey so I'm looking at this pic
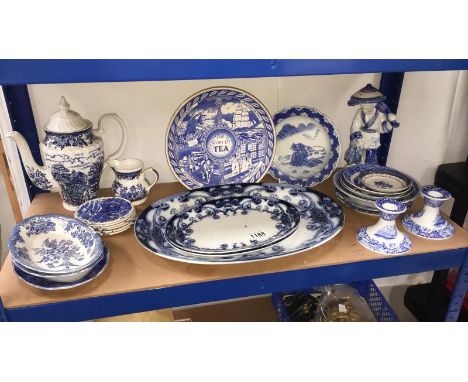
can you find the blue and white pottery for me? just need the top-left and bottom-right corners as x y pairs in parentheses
(8, 214), (104, 275)
(402, 185), (455, 240)
(110, 158), (159, 205)
(357, 198), (412, 255)
(134, 183), (344, 264)
(333, 168), (419, 215)
(165, 196), (300, 255)
(361, 173), (410, 194)
(6, 97), (127, 210)
(75, 197), (134, 225)
(270, 106), (340, 186)
(166, 87), (275, 189)
(345, 84), (400, 165)
(13, 247), (109, 290)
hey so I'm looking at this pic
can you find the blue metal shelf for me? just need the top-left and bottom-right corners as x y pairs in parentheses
(1, 59), (468, 85)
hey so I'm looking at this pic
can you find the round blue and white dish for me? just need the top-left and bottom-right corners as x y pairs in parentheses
(75, 197), (134, 225)
(165, 196), (300, 255)
(8, 214), (104, 275)
(166, 87), (275, 189)
(402, 185), (455, 240)
(270, 106), (340, 186)
(357, 198), (412, 255)
(13, 247), (110, 290)
(135, 183), (344, 264)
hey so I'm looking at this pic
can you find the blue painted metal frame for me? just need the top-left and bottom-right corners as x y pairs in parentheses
(1, 59), (468, 85)
(445, 254), (468, 321)
(2, 248), (466, 322)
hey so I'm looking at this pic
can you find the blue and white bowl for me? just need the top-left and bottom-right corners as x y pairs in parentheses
(402, 185), (455, 240)
(9, 214), (104, 275)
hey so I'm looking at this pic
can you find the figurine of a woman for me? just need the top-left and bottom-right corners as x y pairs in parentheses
(344, 84), (400, 165)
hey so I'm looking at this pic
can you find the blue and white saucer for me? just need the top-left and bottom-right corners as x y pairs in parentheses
(165, 196), (300, 255)
(270, 106), (340, 186)
(357, 198), (412, 255)
(402, 185), (455, 240)
(13, 247), (109, 290)
(75, 197), (134, 225)
(166, 87), (275, 189)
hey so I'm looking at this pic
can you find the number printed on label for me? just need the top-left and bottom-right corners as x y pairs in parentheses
(250, 231), (266, 239)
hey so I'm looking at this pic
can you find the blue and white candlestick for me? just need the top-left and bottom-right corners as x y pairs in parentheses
(402, 185), (455, 240)
(357, 198), (412, 255)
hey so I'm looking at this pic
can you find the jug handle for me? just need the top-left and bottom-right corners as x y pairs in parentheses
(95, 113), (128, 166)
(140, 168), (159, 192)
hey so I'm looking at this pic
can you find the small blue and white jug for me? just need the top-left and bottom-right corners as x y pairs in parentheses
(110, 158), (159, 205)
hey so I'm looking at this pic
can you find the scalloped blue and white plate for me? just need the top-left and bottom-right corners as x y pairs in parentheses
(166, 87), (275, 189)
(270, 106), (340, 186)
(134, 183), (344, 264)
(165, 196), (300, 255)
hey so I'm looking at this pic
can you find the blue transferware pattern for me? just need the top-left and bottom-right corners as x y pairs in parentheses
(342, 164), (412, 195)
(76, 197), (133, 224)
(134, 183), (344, 264)
(356, 198), (411, 255)
(270, 106), (340, 186)
(7, 97), (127, 210)
(166, 87), (275, 189)
(13, 247), (109, 290)
(9, 215), (104, 274)
(402, 185), (454, 240)
(165, 196), (300, 255)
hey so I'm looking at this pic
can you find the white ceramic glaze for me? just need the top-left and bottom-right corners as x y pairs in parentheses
(6, 97), (127, 210)
(110, 158), (159, 205)
(402, 185), (455, 240)
(357, 198), (412, 255)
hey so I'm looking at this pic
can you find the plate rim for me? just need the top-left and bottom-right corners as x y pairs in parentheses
(269, 105), (341, 186)
(165, 86), (276, 189)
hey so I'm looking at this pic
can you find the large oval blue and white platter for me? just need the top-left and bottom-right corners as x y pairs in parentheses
(134, 183), (344, 264)
(270, 106), (340, 186)
(166, 87), (275, 189)
(165, 196), (300, 255)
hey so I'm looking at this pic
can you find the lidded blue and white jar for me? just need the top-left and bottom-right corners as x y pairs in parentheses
(7, 97), (127, 210)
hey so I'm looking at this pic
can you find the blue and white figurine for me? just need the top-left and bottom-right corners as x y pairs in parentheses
(166, 87), (275, 189)
(345, 84), (400, 165)
(110, 158), (159, 205)
(402, 185), (455, 240)
(270, 106), (340, 186)
(357, 198), (412, 255)
(7, 97), (127, 210)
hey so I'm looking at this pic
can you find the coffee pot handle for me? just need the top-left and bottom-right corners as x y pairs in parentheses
(95, 113), (128, 166)
(141, 168), (159, 192)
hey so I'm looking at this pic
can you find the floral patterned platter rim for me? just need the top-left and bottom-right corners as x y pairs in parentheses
(134, 183), (344, 264)
(270, 106), (340, 186)
(75, 197), (134, 225)
(166, 87), (275, 189)
(342, 164), (415, 196)
(13, 247), (109, 290)
(8, 214), (104, 275)
(165, 196), (301, 256)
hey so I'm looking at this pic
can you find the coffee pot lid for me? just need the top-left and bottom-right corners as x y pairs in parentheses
(44, 97), (92, 133)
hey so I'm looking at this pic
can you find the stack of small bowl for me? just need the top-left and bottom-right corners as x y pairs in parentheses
(75, 197), (135, 236)
(333, 164), (420, 215)
(8, 215), (109, 290)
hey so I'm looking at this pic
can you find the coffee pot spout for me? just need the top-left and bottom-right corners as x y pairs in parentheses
(6, 131), (58, 191)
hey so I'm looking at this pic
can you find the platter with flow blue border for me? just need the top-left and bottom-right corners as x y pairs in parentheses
(134, 183), (344, 264)
(270, 106), (340, 186)
(166, 87), (275, 189)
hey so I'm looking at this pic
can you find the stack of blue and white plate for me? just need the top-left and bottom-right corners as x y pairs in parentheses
(75, 197), (135, 236)
(333, 164), (420, 215)
(8, 214), (109, 290)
